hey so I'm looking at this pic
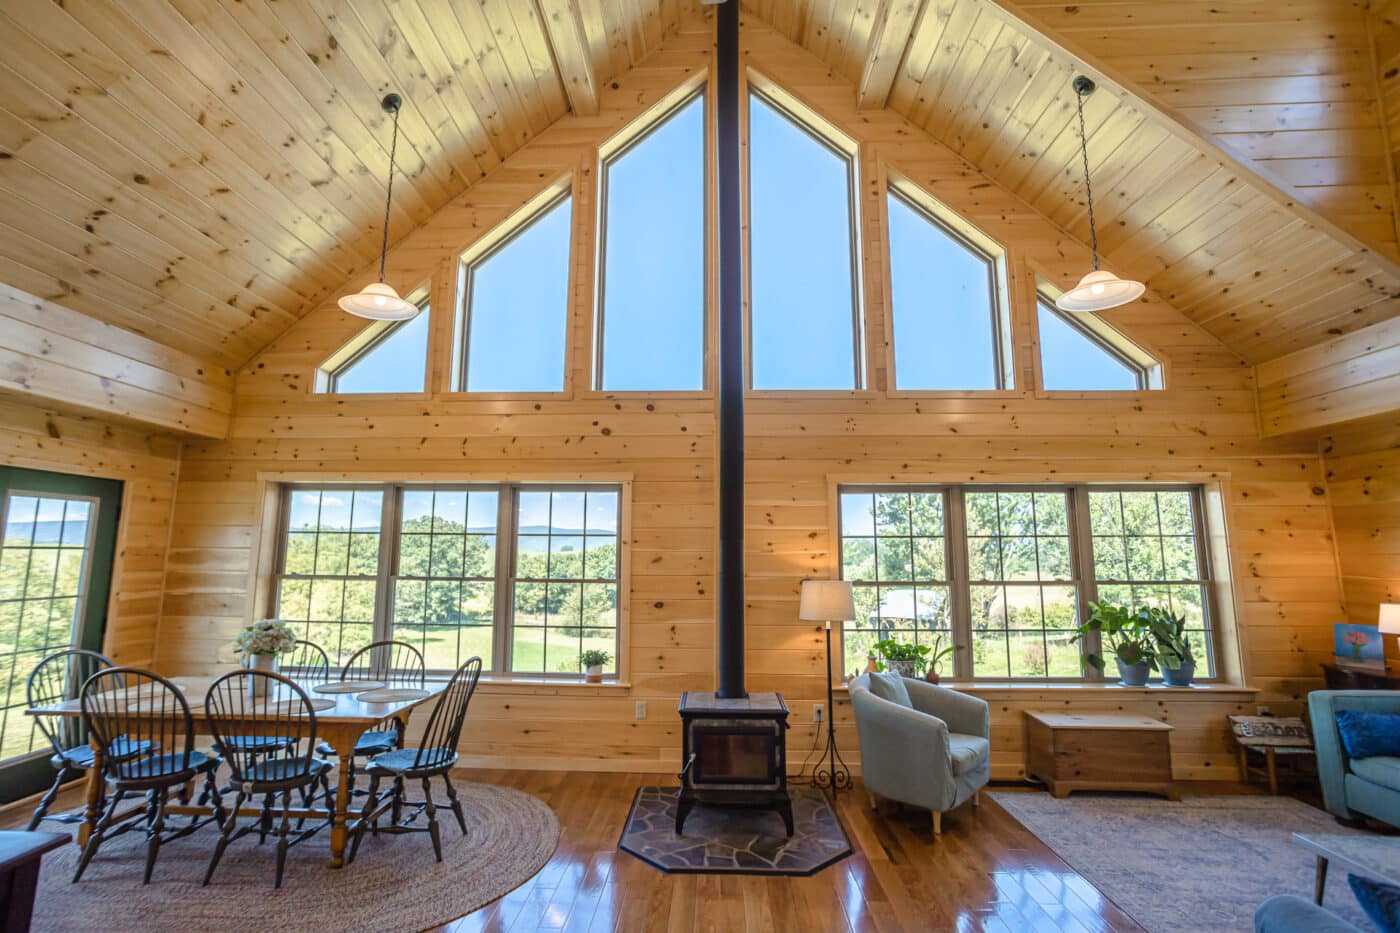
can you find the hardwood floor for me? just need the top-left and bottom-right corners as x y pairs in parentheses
(437, 771), (1146, 933)
(13, 771), (1282, 932)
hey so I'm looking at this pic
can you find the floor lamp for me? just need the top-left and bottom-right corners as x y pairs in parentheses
(800, 580), (856, 796)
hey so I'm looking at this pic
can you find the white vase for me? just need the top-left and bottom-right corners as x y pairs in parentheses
(585, 664), (603, 684)
(247, 652), (279, 699)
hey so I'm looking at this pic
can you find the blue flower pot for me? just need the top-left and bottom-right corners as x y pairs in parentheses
(1116, 659), (1151, 686)
(1161, 663), (1195, 687)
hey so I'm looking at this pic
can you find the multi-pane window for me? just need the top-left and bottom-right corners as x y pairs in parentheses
(965, 491), (1079, 678)
(1037, 297), (1161, 391)
(510, 488), (620, 675)
(392, 489), (499, 674)
(274, 488), (384, 667)
(1088, 489), (1211, 673)
(748, 91), (861, 390)
(0, 494), (95, 760)
(597, 93), (705, 391)
(837, 484), (1215, 681)
(271, 483), (622, 677)
(887, 190), (1007, 390)
(458, 192), (573, 393)
(316, 299), (431, 394)
(838, 490), (949, 677)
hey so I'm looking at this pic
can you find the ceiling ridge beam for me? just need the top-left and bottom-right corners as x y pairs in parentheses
(858, 0), (927, 111)
(538, 0), (601, 117)
(977, 0), (1400, 281)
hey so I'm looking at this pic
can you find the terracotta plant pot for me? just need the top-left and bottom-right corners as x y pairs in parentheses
(585, 665), (603, 684)
(924, 669), (941, 684)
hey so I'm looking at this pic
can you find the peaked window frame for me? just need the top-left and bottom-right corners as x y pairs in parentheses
(1035, 287), (1163, 392)
(884, 178), (1015, 392)
(593, 86), (710, 393)
(745, 83), (866, 392)
(454, 184), (575, 395)
(314, 288), (431, 395)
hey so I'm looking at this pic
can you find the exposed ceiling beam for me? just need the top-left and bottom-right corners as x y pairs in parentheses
(537, 0), (600, 116)
(857, 0), (925, 111)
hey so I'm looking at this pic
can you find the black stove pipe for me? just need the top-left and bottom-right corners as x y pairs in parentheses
(715, 0), (746, 700)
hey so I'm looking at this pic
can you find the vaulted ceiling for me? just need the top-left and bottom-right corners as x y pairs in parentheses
(0, 0), (1396, 375)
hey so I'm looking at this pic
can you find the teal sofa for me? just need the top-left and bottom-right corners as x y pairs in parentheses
(1308, 689), (1400, 827)
(848, 673), (990, 834)
(1255, 894), (1363, 932)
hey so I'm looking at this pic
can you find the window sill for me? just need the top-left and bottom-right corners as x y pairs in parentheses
(427, 674), (631, 693)
(834, 681), (1255, 696)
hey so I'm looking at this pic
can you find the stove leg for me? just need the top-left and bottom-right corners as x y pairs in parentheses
(777, 798), (794, 837)
(675, 796), (694, 835)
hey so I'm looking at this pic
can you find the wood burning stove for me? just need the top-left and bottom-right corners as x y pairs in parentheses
(676, 691), (793, 836)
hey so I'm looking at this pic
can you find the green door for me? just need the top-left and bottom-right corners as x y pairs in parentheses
(0, 467), (122, 805)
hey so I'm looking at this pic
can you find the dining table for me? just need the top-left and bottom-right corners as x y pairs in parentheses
(26, 674), (445, 868)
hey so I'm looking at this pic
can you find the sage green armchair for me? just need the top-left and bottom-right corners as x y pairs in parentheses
(1308, 689), (1400, 827)
(849, 673), (991, 834)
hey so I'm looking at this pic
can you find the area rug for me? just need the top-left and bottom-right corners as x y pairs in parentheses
(991, 792), (1378, 932)
(617, 785), (851, 875)
(32, 781), (559, 933)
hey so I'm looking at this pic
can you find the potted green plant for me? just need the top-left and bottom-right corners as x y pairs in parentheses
(580, 649), (612, 684)
(1146, 607), (1196, 686)
(1071, 602), (1157, 686)
(233, 619), (297, 698)
(921, 633), (962, 684)
(873, 639), (931, 679)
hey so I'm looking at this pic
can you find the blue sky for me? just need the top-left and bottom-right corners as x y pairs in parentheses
(749, 95), (858, 390)
(465, 196), (573, 392)
(887, 194), (1000, 390)
(599, 95), (705, 391)
(334, 307), (430, 394)
(1036, 300), (1138, 390)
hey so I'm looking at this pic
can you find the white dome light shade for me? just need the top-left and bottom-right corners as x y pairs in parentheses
(337, 281), (420, 321)
(1054, 269), (1146, 313)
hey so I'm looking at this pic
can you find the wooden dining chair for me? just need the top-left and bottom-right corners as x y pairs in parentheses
(350, 656), (483, 863)
(317, 640), (426, 792)
(281, 639), (330, 680)
(203, 671), (334, 889)
(74, 668), (224, 884)
(26, 649), (150, 831)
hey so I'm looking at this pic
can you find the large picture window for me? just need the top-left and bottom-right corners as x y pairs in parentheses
(837, 484), (1215, 681)
(748, 90), (861, 390)
(271, 482), (623, 677)
(596, 93), (706, 391)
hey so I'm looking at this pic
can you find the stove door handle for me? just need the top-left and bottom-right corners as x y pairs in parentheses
(678, 752), (696, 786)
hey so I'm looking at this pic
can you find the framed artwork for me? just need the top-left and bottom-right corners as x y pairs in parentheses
(1334, 623), (1385, 672)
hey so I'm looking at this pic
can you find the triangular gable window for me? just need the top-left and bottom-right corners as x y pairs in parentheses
(1036, 290), (1162, 391)
(315, 291), (430, 394)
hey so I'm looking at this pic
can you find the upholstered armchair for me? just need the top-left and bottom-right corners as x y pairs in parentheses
(848, 673), (991, 834)
(1308, 689), (1400, 827)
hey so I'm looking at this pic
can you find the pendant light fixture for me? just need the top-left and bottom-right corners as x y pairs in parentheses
(339, 93), (419, 321)
(1055, 76), (1145, 314)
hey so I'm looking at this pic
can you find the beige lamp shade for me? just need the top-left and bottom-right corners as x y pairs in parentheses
(338, 281), (420, 321)
(799, 580), (856, 622)
(1380, 603), (1400, 635)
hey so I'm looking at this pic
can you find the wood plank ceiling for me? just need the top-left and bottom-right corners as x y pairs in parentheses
(0, 0), (1396, 374)
(0, 0), (678, 367)
(750, 0), (1400, 363)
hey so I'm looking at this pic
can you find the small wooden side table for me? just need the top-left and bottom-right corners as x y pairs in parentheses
(1228, 715), (1314, 795)
(1024, 711), (1177, 799)
(0, 830), (66, 933)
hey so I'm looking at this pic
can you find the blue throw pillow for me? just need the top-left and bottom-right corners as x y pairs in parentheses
(867, 671), (912, 709)
(1335, 710), (1400, 759)
(1349, 875), (1400, 933)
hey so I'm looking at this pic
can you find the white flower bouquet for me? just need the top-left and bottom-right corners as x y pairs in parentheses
(233, 619), (297, 656)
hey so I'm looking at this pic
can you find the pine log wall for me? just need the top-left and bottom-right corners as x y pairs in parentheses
(1324, 416), (1400, 645)
(86, 15), (1350, 780)
(0, 397), (180, 669)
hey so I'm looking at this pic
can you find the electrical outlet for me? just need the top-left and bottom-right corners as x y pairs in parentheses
(635, 700), (647, 720)
(813, 703), (824, 723)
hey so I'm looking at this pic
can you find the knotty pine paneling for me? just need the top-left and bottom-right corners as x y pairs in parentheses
(1256, 316), (1400, 436)
(0, 398), (181, 669)
(1324, 417), (1400, 649)
(156, 14), (1344, 780)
